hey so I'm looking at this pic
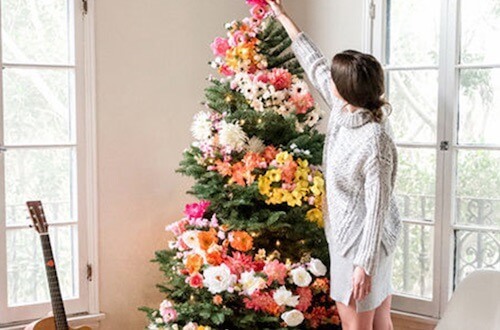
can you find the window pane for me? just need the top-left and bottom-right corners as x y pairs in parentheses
(5, 148), (76, 226)
(460, 0), (500, 64)
(455, 230), (500, 286)
(6, 225), (79, 306)
(387, 70), (438, 144)
(395, 148), (436, 222)
(458, 68), (500, 145)
(456, 150), (500, 228)
(386, 0), (440, 65)
(3, 68), (75, 145)
(1, 0), (73, 64)
(393, 223), (434, 299)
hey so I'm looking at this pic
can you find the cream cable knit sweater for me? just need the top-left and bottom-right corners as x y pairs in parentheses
(291, 31), (402, 276)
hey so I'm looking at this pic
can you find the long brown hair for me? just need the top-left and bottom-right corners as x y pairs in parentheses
(331, 50), (391, 122)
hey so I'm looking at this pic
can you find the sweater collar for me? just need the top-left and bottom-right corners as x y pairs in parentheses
(336, 103), (374, 128)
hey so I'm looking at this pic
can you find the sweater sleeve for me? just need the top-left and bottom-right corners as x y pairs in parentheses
(353, 135), (395, 276)
(290, 31), (344, 113)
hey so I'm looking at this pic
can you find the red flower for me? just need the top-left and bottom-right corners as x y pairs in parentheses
(296, 287), (313, 312)
(244, 291), (283, 316)
(224, 251), (254, 275)
(186, 272), (204, 288)
(269, 68), (293, 90)
(246, 0), (269, 7)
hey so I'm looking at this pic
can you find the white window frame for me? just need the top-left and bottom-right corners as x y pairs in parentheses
(0, 0), (101, 326)
(366, 0), (500, 319)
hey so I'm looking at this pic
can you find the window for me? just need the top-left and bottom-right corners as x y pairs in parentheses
(0, 0), (97, 325)
(369, 0), (500, 318)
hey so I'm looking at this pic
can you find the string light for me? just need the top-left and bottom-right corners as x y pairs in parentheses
(275, 240), (281, 247)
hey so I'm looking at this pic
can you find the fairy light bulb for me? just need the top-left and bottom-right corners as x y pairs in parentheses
(275, 240), (281, 247)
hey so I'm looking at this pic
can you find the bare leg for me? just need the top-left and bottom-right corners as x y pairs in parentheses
(336, 295), (376, 330)
(373, 295), (393, 330)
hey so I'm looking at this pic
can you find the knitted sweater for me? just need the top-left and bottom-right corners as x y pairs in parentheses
(291, 31), (402, 276)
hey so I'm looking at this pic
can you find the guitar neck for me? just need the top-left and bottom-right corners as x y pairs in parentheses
(40, 234), (69, 330)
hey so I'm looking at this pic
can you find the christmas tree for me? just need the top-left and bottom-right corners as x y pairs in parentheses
(141, 1), (341, 329)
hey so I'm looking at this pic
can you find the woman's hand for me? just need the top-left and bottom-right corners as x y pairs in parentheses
(266, 0), (285, 17)
(352, 266), (372, 301)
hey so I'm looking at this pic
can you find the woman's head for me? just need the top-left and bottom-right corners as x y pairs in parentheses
(331, 50), (390, 122)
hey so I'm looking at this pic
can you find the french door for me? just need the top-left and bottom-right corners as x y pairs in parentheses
(370, 0), (500, 317)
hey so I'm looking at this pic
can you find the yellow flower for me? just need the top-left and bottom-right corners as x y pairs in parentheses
(276, 151), (292, 165)
(306, 208), (323, 227)
(294, 168), (309, 182)
(297, 158), (309, 169)
(311, 176), (325, 196)
(258, 176), (272, 196)
(266, 169), (282, 182)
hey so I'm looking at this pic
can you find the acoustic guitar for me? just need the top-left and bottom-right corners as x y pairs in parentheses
(25, 201), (91, 330)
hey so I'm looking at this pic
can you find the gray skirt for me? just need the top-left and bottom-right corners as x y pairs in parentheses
(328, 243), (394, 313)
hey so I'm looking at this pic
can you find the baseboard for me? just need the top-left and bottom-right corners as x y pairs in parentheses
(391, 310), (438, 330)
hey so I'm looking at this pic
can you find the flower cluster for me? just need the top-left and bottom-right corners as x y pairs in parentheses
(209, 2), (270, 76)
(229, 70), (323, 131)
(258, 151), (324, 225)
(147, 201), (340, 329)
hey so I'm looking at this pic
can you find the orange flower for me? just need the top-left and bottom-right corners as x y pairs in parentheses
(206, 250), (223, 266)
(229, 231), (254, 252)
(230, 162), (248, 186)
(281, 160), (298, 184)
(262, 146), (278, 163)
(198, 228), (218, 251)
(213, 295), (223, 305)
(243, 152), (261, 171)
(185, 253), (203, 275)
(215, 159), (232, 177)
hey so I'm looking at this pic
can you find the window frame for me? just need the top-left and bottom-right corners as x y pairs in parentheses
(367, 0), (500, 318)
(0, 0), (99, 325)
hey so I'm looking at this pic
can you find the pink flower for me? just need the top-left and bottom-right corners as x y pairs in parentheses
(186, 272), (204, 288)
(210, 37), (230, 57)
(254, 71), (270, 84)
(219, 64), (235, 77)
(224, 252), (254, 276)
(159, 300), (177, 322)
(251, 4), (268, 20)
(246, 0), (269, 7)
(229, 31), (247, 47)
(165, 219), (187, 236)
(269, 68), (292, 90)
(290, 92), (315, 114)
(263, 260), (288, 285)
(296, 287), (313, 312)
(162, 308), (177, 323)
(184, 201), (211, 219)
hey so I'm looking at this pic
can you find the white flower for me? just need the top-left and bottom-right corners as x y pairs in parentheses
(281, 309), (305, 327)
(273, 286), (300, 307)
(305, 108), (322, 127)
(308, 258), (327, 276)
(239, 270), (267, 295)
(291, 80), (310, 96)
(250, 98), (265, 112)
(180, 230), (200, 250)
(219, 121), (248, 151)
(182, 323), (198, 330)
(191, 111), (213, 141)
(290, 267), (312, 287)
(203, 264), (236, 294)
(246, 136), (266, 153)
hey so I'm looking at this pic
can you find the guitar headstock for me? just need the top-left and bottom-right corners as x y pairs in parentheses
(26, 201), (48, 234)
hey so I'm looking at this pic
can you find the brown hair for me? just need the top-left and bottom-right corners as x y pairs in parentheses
(331, 50), (391, 122)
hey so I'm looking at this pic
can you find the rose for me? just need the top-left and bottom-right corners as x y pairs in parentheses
(281, 309), (305, 327)
(269, 68), (292, 90)
(182, 323), (198, 330)
(308, 258), (327, 276)
(186, 272), (204, 288)
(250, 4), (268, 20)
(210, 37), (230, 57)
(159, 300), (177, 323)
(203, 264), (236, 294)
(273, 286), (299, 307)
(290, 267), (312, 287)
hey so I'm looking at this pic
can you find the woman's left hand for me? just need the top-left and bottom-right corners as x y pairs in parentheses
(352, 266), (372, 301)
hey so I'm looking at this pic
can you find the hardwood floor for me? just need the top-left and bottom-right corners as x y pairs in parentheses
(392, 312), (437, 330)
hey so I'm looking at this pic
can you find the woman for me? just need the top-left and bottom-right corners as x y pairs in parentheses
(265, 1), (402, 329)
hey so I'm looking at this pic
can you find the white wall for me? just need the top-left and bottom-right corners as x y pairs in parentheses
(94, 0), (365, 328)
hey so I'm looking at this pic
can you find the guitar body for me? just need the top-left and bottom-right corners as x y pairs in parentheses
(25, 316), (92, 330)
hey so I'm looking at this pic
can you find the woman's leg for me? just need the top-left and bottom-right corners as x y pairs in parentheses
(373, 295), (393, 330)
(336, 295), (376, 330)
